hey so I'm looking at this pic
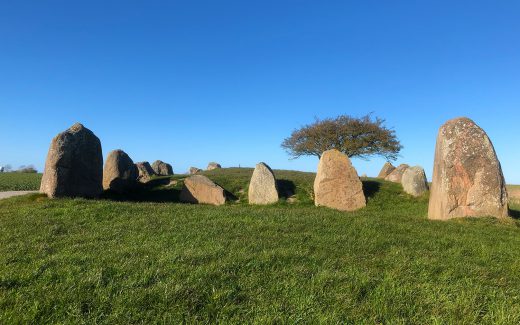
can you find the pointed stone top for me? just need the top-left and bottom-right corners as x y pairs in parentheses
(69, 122), (86, 132)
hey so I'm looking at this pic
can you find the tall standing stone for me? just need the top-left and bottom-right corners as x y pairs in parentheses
(40, 123), (103, 198)
(377, 162), (395, 179)
(401, 166), (429, 197)
(428, 117), (509, 220)
(248, 162), (278, 205)
(385, 164), (410, 183)
(314, 149), (366, 211)
(103, 150), (138, 193)
(135, 161), (156, 183)
(152, 160), (173, 176)
(180, 175), (226, 205)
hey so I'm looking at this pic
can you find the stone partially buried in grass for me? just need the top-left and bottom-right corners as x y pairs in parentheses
(377, 162), (395, 179)
(314, 149), (366, 211)
(428, 117), (509, 220)
(385, 164), (410, 183)
(135, 161), (156, 183)
(207, 162), (222, 170)
(401, 166), (429, 197)
(103, 150), (138, 193)
(152, 160), (173, 176)
(180, 175), (226, 205)
(248, 162), (278, 205)
(40, 123), (103, 198)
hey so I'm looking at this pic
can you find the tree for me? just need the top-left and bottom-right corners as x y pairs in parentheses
(281, 114), (402, 160)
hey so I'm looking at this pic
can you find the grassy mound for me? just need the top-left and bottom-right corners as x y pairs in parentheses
(1, 168), (520, 323)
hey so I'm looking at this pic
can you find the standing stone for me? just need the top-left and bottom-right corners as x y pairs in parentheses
(314, 149), (366, 211)
(180, 175), (226, 205)
(189, 167), (202, 175)
(152, 160), (173, 176)
(401, 166), (429, 197)
(40, 123), (103, 198)
(385, 164), (410, 183)
(248, 162), (279, 205)
(135, 161), (156, 183)
(206, 162), (222, 170)
(378, 162), (396, 179)
(103, 150), (138, 193)
(428, 117), (509, 220)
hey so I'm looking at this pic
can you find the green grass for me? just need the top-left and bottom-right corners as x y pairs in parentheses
(1, 168), (520, 323)
(0, 172), (42, 191)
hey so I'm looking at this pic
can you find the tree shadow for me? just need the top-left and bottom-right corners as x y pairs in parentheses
(362, 180), (381, 199)
(277, 179), (296, 199)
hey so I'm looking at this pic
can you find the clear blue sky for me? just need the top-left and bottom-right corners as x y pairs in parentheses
(1, 1), (519, 183)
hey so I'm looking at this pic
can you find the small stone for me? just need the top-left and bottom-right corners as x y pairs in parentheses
(401, 166), (429, 197)
(180, 175), (226, 205)
(385, 164), (410, 183)
(248, 162), (278, 205)
(189, 167), (202, 175)
(378, 162), (396, 179)
(152, 160), (173, 176)
(103, 150), (138, 193)
(135, 161), (156, 183)
(206, 162), (222, 170)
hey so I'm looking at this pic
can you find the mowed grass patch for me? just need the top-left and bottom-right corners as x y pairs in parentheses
(0, 173), (42, 191)
(1, 171), (520, 323)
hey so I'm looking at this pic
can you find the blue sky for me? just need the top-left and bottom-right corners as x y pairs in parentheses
(1, 1), (519, 182)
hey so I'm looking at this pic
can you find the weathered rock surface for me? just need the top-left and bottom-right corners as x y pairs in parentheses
(378, 162), (396, 179)
(385, 164), (410, 183)
(180, 175), (226, 205)
(152, 160), (173, 176)
(189, 167), (202, 175)
(40, 123), (103, 198)
(103, 150), (138, 193)
(314, 149), (366, 211)
(206, 162), (221, 170)
(401, 166), (429, 197)
(135, 161), (155, 183)
(428, 117), (509, 220)
(248, 162), (278, 205)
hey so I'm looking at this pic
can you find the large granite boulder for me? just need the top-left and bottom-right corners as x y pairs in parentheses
(152, 160), (173, 176)
(248, 162), (278, 205)
(428, 117), (509, 220)
(206, 162), (221, 170)
(378, 162), (395, 179)
(135, 161), (156, 183)
(189, 167), (202, 175)
(40, 123), (103, 198)
(314, 149), (366, 211)
(385, 164), (410, 183)
(103, 150), (138, 193)
(180, 175), (226, 205)
(401, 166), (429, 197)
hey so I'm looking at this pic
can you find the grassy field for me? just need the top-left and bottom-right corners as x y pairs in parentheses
(1, 168), (520, 323)
(0, 172), (42, 191)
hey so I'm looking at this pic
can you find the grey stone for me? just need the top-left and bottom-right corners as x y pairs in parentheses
(40, 123), (103, 198)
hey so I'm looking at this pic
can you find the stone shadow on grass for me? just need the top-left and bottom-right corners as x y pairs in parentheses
(362, 180), (381, 199)
(102, 187), (182, 203)
(277, 179), (296, 199)
(101, 178), (182, 203)
(509, 208), (520, 220)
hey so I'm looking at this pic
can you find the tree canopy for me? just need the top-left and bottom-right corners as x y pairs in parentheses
(281, 114), (402, 160)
